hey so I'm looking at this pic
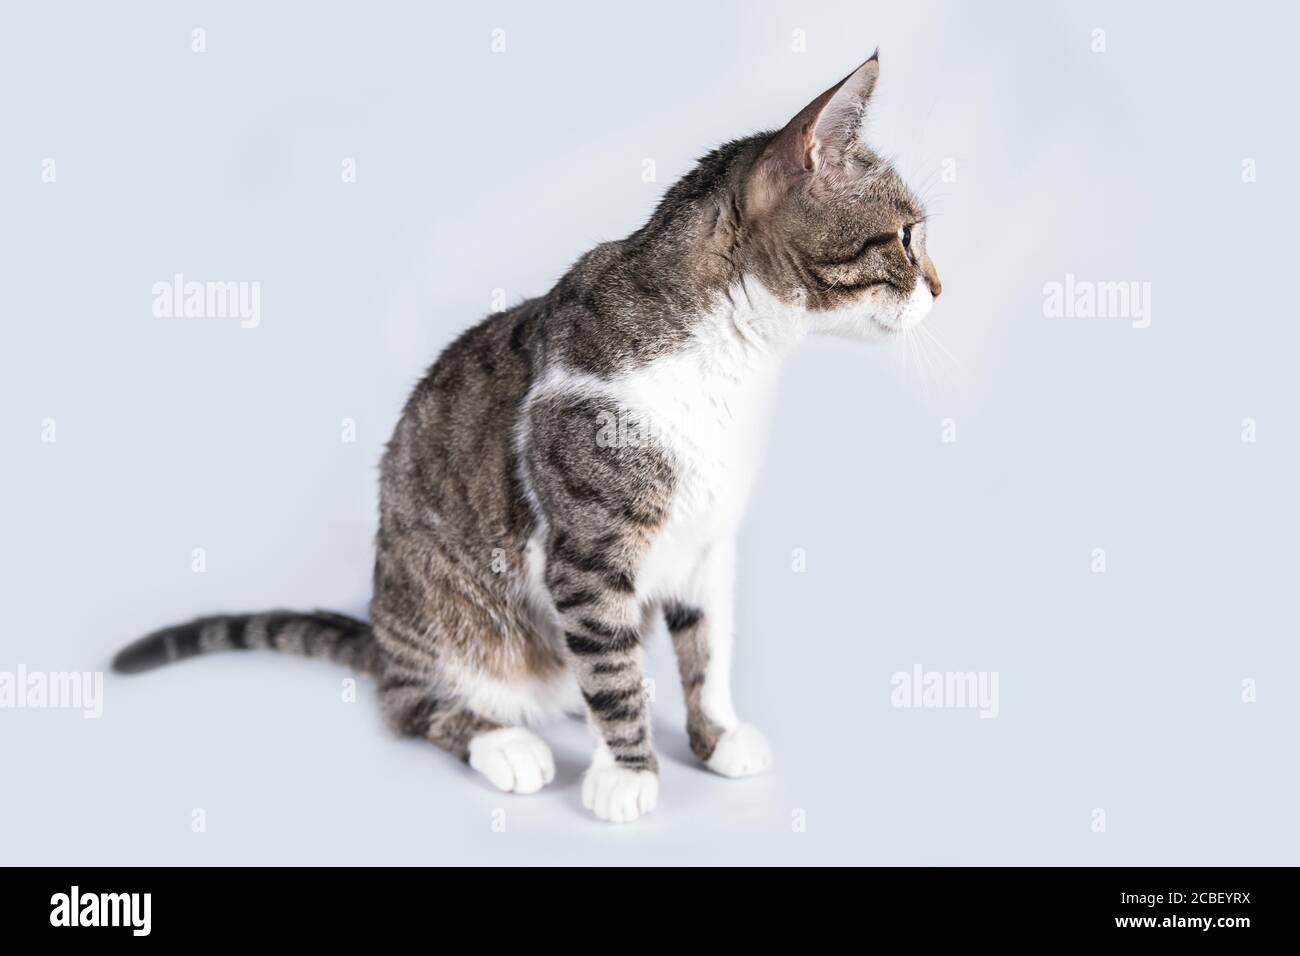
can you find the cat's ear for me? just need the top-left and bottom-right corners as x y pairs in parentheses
(806, 53), (879, 163)
(747, 53), (879, 212)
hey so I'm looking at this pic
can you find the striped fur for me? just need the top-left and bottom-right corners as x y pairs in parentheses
(665, 602), (726, 761)
(378, 664), (501, 759)
(520, 391), (676, 775)
(114, 55), (939, 821)
(112, 610), (382, 676)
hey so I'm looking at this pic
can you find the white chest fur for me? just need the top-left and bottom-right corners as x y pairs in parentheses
(521, 277), (808, 609)
(612, 280), (803, 602)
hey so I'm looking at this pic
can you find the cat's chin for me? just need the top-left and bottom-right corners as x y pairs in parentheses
(815, 278), (935, 342)
(800, 277), (935, 343)
(814, 309), (925, 343)
(839, 313), (903, 341)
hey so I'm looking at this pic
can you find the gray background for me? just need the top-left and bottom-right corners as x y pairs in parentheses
(2, 0), (1296, 865)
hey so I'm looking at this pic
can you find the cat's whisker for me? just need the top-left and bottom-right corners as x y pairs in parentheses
(895, 326), (912, 375)
(920, 325), (962, 374)
(925, 331), (959, 396)
(915, 327), (944, 399)
(896, 332), (910, 372)
(912, 169), (943, 198)
(906, 327), (932, 401)
(914, 333), (949, 397)
(913, 328), (941, 394)
(919, 325), (968, 398)
(900, 328), (914, 385)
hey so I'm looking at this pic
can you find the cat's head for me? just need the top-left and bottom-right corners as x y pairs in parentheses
(740, 54), (941, 340)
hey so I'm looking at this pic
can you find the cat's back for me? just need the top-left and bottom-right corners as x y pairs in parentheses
(378, 299), (546, 538)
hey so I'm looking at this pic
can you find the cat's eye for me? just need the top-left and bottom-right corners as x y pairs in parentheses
(899, 224), (912, 251)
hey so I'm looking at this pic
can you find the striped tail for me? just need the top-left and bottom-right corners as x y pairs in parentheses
(112, 610), (383, 677)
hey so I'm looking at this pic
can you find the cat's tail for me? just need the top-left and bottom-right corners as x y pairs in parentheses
(111, 610), (383, 677)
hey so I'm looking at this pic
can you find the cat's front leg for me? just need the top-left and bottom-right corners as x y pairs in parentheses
(526, 392), (675, 823)
(667, 540), (773, 778)
(547, 534), (659, 823)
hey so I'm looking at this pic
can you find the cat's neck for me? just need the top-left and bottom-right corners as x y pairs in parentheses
(658, 274), (807, 401)
(628, 192), (811, 368)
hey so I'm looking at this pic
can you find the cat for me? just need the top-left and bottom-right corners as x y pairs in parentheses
(113, 53), (941, 823)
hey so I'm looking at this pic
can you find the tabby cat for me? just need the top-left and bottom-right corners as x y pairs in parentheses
(114, 54), (942, 823)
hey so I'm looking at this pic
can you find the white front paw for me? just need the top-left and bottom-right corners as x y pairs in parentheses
(706, 723), (772, 778)
(582, 762), (659, 823)
(467, 727), (556, 794)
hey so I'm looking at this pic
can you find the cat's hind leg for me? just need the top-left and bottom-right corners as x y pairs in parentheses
(379, 665), (556, 794)
(371, 529), (564, 794)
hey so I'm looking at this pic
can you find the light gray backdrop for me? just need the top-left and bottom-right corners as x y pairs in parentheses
(2, 0), (1296, 865)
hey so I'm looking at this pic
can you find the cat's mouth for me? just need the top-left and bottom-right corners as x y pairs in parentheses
(874, 278), (936, 336)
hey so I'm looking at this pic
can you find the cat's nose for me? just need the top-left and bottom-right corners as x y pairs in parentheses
(923, 261), (942, 299)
